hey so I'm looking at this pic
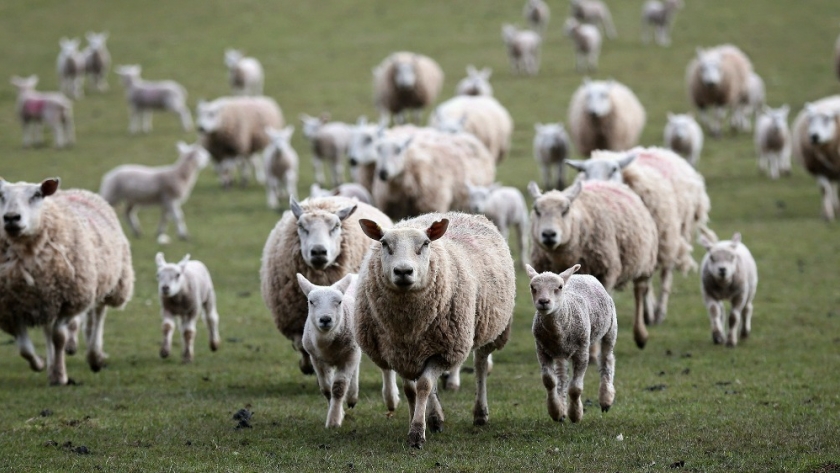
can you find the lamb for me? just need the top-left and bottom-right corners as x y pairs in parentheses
(754, 105), (792, 179)
(263, 126), (299, 210)
(224, 49), (264, 96)
(299, 113), (354, 186)
(528, 180), (658, 349)
(698, 233), (758, 347)
(115, 65), (193, 134)
(534, 123), (572, 190)
(347, 122), (424, 192)
(526, 264), (617, 422)
(455, 65), (494, 97)
(466, 183), (529, 269)
(641, 0), (683, 46)
(0, 177), (134, 385)
(567, 78), (647, 157)
(57, 37), (85, 99)
(685, 45), (754, 136)
(83, 32), (110, 92)
(523, 0), (550, 34)
(791, 96), (840, 220)
(502, 24), (542, 76)
(373, 52), (444, 125)
(10, 75), (75, 149)
(563, 17), (602, 73)
(309, 183), (373, 205)
(99, 141), (210, 244)
(355, 212), (516, 448)
(196, 96), (284, 188)
(429, 95), (514, 163)
(260, 197), (392, 376)
(664, 112), (704, 167)
(155, 253), (220, 362)
(571, 0), (617, 39)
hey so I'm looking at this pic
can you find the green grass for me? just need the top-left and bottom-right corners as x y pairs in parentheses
(1, 1), (840, 471)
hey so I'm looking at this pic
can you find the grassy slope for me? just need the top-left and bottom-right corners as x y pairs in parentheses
(0, 1), (839, 471)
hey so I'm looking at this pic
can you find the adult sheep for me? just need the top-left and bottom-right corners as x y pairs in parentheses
(429, 95), (513, 163)
(356, 212), (515, 448)
(347, 121), (424, 192)
(685, 45), (754, 136)
(0, 177), (134, 385)
(373, 52), (444, 125)
(791, 96), (840, 220)
(260, 196), (392, 375)
(567, 78), (646, 157)
(224, 49), (264, 96)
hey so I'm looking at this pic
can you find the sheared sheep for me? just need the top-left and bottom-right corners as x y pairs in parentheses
(263, 126), (299, 210)
(10, 75), (75, 149)
(309, 183), (372, 205)
(300, 113), (354, 186)
(534, 123), (572, 190)
(791, 96), (840, 220)
(57, 37), (85, 99)
(563, 17), (602, 73)
(455, 65), (494, 97)
(567, 78), (646, 157)
(429, 95), (514, 163)
(502, 24), (542, 75)
(686, 45), (754, 136)
(83, 32), (110, 92)
(754, 105), (791, 179)
(224, 49), (264, 96)
(664, 112), (704, 167)
(571, 0), (617, 39)
(641, 0), (683, 46)
(373, 52), (444, 125)
(0, 177), (134, 385)
(523, 0), (550, 34)
(467, 183), (529, 269)
(115, 65), (193, 134)
(355, 212), (515, 448)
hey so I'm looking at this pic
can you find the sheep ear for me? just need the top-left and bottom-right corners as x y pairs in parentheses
(397, 136), (413, 154)
(296, 273), (315, 297)
(565, 159), (587, 172)
(527, 181), (542, 198)
(357, 116), (368, 126)
(698, 234), (714, 251)
(155, 252), (166, 267)
(480, 67), (492, 79)
(667, 112), (674, 120)
(525, 264), (539, 280)
(617, 153), (637, 169)
(730, 232), (741, 246)
(178, 254), (191, 267)
(558, 264), (581, 283)
(290, 197), (304, 219)
(335, 204), (357, 221)
(780, 104), (790, 115)
(40, 178), (60, 196)
(426, 219), (449, 241)
(565, 180), (583, 202)
(696, 47), (704, 57)
(176, 141), (190, 154)
(332, 273), (355, 294)
(319, 112), (331, 123)
(359, 219), (384, 241)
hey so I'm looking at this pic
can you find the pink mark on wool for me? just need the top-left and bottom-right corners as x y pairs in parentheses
(583, 180), (636, 212)
(22, 99), (45, 118)
(636, 151), (676, 179)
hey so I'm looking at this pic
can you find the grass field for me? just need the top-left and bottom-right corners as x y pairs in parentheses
(1, 1), (839, 471)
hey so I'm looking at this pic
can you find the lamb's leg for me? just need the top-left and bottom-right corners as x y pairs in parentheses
(654, 265), (674, 324)
(52, 118), (66, 149)
(312, 360), (333, 401)
(556, 161), (567, 190)
(443, 362), (461, 391)
(347, 357), (360, 408)
(177, 106), (193, 132)
(643, 284), (656, 325)
(769, 153), (780, 180)
(473, 344), (496, 426)
(285, 170), (298, 201)
(633, 278), (650, 348)
(155, 205), (172, 243)
(516, 221), (529, 269)
(250, 154), (266, 185)
(326, 359), (359, 428)
(266, 176), (280, 210)
(832, 182), (840, 211)
(292, 334), (314, 375)
(727, 293), (750, 347)
(160, 311), (175, 358)
(598, 325), (617, 412)
(538, 349), (564, 422)
(124, 204), (142, 237)
(64, 113), (75, 145)
(128, 106), (139, 134)
(705, 295), (726, 345)
(22, 122), (32, 148)
(203, 295), (221, 352)
(407, 359), (446, 449)
(43, 325), (56, 373)
(817, 176), (836, 221)
(169, 202), (188, 240)
(403, 377), (417, 423)
(16, 328), (45, 372)
(425, 382), (444, 433)
(47, 321), (69, 385)
(567, 349), (589, 423)
(381, 369), (400, 412)
(180, 313), (198, 362)
(85, 305), (108, 371)
(64, 314), (82, 355)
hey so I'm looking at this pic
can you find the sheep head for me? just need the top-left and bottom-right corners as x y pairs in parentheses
(700, 233), (742, 284)
(297, 273), (355, 333)
(155, 252), (191, 297)
(804, 104), (837, 146)
(196, 100), (224, 134)
(567, 151), (635, 182)
(0, 177), (60, 241)
(347, 117), (381, 167)
(291, 198), (357, 270)
(528, 180), (581, 250)
(584, 80), (613, 118)
(375, 135), (413, 182)
(526, 263), (581, 314)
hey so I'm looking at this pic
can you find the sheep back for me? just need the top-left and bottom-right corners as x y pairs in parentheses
(430, 95), (514, 163)
(373, 52), (444, 115)
(792, 96), (840, 180)
(568, 81), (646, 156)
(200, 97), (284, 162)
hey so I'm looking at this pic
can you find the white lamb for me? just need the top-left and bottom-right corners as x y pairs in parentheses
(99, 141), (209, 245)
(791, 96), (840, 220)
(300, 113), (354, 186)
(571, 0), (617, 39)
(309, 183), (373, 205)
(563, 17), (602, 73)
(10, 75), (75, 149)
(83, 32), (110, 92)
(224, 49), (264, 96)
(57, 37), (85, 99)
(502, 24), (542, 76)
(467, 183), (529, 269)
(262, 126), (299, 210)
(641, 0), (683, 46)
(526, 264), (617, 422)
(523, 0), (550, 34)
(455, 65), (494, 97)
(567, 78), (647, 157)
(155, 253), (221, 362)
(115, 65), (193, 134)
(534, 123), (572, 190)
(685, 45), (754, 136)
(664, 112), (704, 167)
(754, 105), (791, 180)
(373, 52), (444, 125)
(429, 95), (514, 163)
(698, 233), (758, 347)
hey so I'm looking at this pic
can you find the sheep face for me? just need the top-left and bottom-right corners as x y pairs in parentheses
(667, 114), (693, 140)
(584, 81), (612, 118)
(502, 24), (517, 43)
(299, 114), (323, 140)
(697, 51), (723, 87)
(701, 234), (742, 285)
(534, 123), (566, 150)
(525, 264), (581, 314)
(297, 273), (354, 332)
(393, 60), (417, 90)
(528, 181), (582, 250)
(291, 199), (357, 270)
(0, 178), (60, 241)
(86, 32), (107, 50)
(266, 126), (295, 153)
(177, 142), (210, 169)
(563, 17), (580, 35)
(347, 120), (380, 167)
(805, 106), (837, 145)
(566, 153), (635, 182)
(196, 101), (224, 134)
(375, 136), (412, 182)
(224, 49), (243, 68)
(59, 37), (80, 55)
(115, 65), (140, 86)
(467, 184), (492, 214)
(155, 253), (190, 297)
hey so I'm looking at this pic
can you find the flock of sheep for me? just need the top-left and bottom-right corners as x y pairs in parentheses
(2, 0), (840, 450)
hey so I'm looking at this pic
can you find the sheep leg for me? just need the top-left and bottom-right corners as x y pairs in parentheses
(726, 293), (748, 347)
(381, 369), (400, 412)
(347, 359), (360, 408)
(632, 278), (650, 349)
(129, 106), (140, 134)
(473, 344), (495, 426)
(598, 325), (617, 412)
(740, 300), (753, 340)
(180, 314), (198, 362)
(21, 122), (32, 148)
(160, 312), (176, 358)
(425, 384), (444, 433)
(250, 154), (266, 185)
(326, 358), (358, 428)
(817, 176), (836, 221)
(654, 265), (674, 324)
(567, 349), (589, 423)
(64, 314), (82, 355)
(155, 205), (172, 243)
(540, 162), (553, 190)
(43, 325), (56, 372)
(177, 106), (193, 132)
(52, 117), (66, 149)
(203, 295), (221, 352)
(705, 295), (726, 345)
(768, 153), (780, 180)
(312, 360), (333, 401)
(537, 348), (564, 422)
(516, 221), (529, 269)
(643, 284), (656, 325)
(403, 378), (417, 422)
(292, 334), (315, 375)
(284, 169), (298, 201)
(64, 113), (75, 145)
(556, 162), (567, 190)
(443, 362), (461, 391)
(832, 182), (840, 211)
(16, 328), (45, 372)
(46, 321), (69, 385)
(641, 22), (652, 44)
(407, 360), (446, 449)
(85, 305), (108, 371)
(312, 157), (326, 186)
(125, 204), (142, 237)
(168, 202), (188, 240)
(34, 122), (46, 146)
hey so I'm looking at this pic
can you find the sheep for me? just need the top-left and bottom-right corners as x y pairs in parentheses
(371, 128), (495, 221)
(115, 65), (193, 134)
(528, 180), (658, 349)
(83, 32), (110, 92)
(502, 24), (542, 76)
(523, 0), (550, 34)
(299, 113), (354, 187)
(571, 0), (617, 39)
(685, 45), (754, 136)
(373, 52), (444, 125)
(347, 121), (424, 192)
(641, 0), (683, 46)
(99, 142), (209, 245)
(744, 72), (766, 129)
(224, 49), (264, 96)
(260, 197), (392, 376)
(155, 253), (220, 362)
(466, 183), (529, 269)
(698, 233), (758, 347)
(791, 96), (840, 220)
(10, 75), (75, 149)
(0, 177), (134, 385)
(455, 65), (494, 97)
(563, 17), (602, 73)
(567, 78), (647, 157)
(526, 263), (617, 422)
(754, 105), (792, 180)
(56, 37), (85, 99)
(533, 123), (572, 190)
(429, 95), (514, 163)
(355, 212), (516, 448)
(309, 183), (373, 205)
(262, 126), (299, 210)
(196, 96), (284, 188)
(664, 112), (704, 167)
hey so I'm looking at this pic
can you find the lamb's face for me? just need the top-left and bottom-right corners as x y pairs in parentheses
(574, 157), (624, 182)
(704, 244), (739, 284)
(300, 116), (322, 140)
(457, 68), (492, 96)
(86, 32), (107, 50)
(294, 203), (357, 270)
(667, 115), (692, 140)
(698, 54), (722, 87)
(806, 109), (836, 145)
(584, 82), (612, 118)
(529, 273), (564, 314)
(394, 61), (417, 90)
(467, 185), (492, 214)
(0, 178), (59, 241)
(196, 102), (223, 134)
(60, 38), (80, 55)
(531, 193), (573, 250)
(375, 136), (411, 182)
(502, 25), (517, 43)
(224, 49), (242, 68)
(378, 228), (434, 291)
(157, 263), (186, 297)
(305, 287), (344, 332)
(763, 107), (789, 132)
(10, 75), (38, 93)
(535, 124), (565, 149)
(347, 125), (379, 167)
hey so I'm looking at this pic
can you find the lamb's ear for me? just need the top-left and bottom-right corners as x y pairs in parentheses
(298, 113), (313, 123)
(40, 178), (60, 196)
(480, 67), (492, 79)
(319, 112), (331, 123)
(780, 104), (790, 116)
(565, 180), (583, 202)
(525, 264), (539, 280)
(155, 252), (166, 267)
(178, 254), (191, 268)
(698, 234), (714, 251)
(617, 152), (637, 169)
(558, 264), (581, 283)
(335, 204), (357, 221)
(527, 181), (542, 199)
(359, 219), (384, 241)
(565, 159), (587, 172)
(730, 232), (741, 247)
(332, 273), (355, 294)
(290, 197), (304, 219)
(176, 141), (190, 154)
(296, 273), (315, 296)
(426, 219), (449, 241)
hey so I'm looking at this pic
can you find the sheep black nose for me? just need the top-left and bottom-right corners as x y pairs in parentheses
(348, 158), (358, 167)
(3, 213), (21, 224)
(810, 134), (820, 144)
(537, 298), (550, 306)
(393, 267), (413, 277)
(717, 268), (726, 277)
(319, 316), (332, 326)
(161, 285), (170, 293)
(311, 245), (327, 257)
(379, 170), (388, 181)
(541, 230), (557, 239)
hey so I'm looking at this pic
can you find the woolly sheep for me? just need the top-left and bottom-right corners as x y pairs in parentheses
(83, 32), (110, 92)
(534, 123), (572, 190)
(567, 78), (647, 157)
(526, 264), (617, 422)
(528, 180), (657, 348)
(455, 65), (494, 97)
(356, 212), (515, 448)
(155, 253), (220, 362)
(523, 0), (550, 34)
(754, 105), (792, 179)
(300, 113), (354, 186)
(502, 24), (542, 76)
(373, 52), (444, 125)
(466, 183), (529, 269)
(698, 233), (758, 347)
(263, 126), (299, 210)
(10, 75), (75, 149)
(309, 183), (373, 205)
(224, 49), (264, 96)
(346, 117), (383, 191)
(0, 178), (134, 385)
(641, 0), (683, 46)
(791, 96), (840, 220)
(571, 0), (617, 39)
(563, 17), (602, 73)
(685, 45), (754, 136)
(196, 96), (284, 188)
(115, 65), (193, 134)
(99, 142), (210, 244)
(57, 37), (85, 99)
(664, 112), (704, 167)
(260, 197), (392, 375)
(429, 95), (514, 163)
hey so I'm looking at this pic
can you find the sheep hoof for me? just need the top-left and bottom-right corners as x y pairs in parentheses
(428, 414), (443, 433)
(64, 344), (77, 356)
(210, 340), (220, 352)
(408, 431), (425, 449)
(347, 400), (357, 409)
(87, 353), (107, 372)
(299, 358), (315, 375)
(601, 405), (611, 413)
(472, 407), (489, 426)
(160, 348), (170, 359)
(712, 333), (724, 345)
(634, 338), (646, 349)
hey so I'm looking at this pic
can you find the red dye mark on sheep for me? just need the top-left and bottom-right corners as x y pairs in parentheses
(637, 152), (676, 179)
(22, 99), (45, 118)
(582, 181), (635, 210)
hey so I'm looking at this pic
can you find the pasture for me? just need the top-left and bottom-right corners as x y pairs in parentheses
(1, 0), (839, 471)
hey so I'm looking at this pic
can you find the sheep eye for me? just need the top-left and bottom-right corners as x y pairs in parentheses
(30, 191), (43, 201)
(530, 285), (536, 293)
(533, 206), (541, 217)
(298, 224), (309, 234)
(364, 136), (372, 144)
(561, 206), (570, 217)
(331, 224), (340, 233)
